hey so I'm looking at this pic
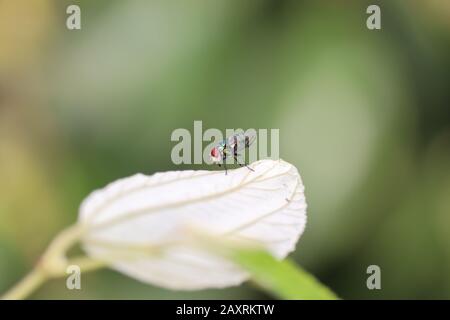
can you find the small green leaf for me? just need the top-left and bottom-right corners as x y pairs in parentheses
(230, 248), (339, 300)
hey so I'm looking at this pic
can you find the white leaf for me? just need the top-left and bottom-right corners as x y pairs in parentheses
(78, 159), (307, 290)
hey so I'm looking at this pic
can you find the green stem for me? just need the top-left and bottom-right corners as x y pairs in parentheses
(1, 267), (48, 300)
(1, 222), (164, 299)
(0, 223), (103, 300)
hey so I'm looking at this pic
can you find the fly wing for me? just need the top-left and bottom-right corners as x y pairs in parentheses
(244, 131), (257, 148)
(228, 132), (257, 152)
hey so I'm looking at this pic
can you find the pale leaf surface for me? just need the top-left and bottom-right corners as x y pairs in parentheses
(78, 159), (307, 290)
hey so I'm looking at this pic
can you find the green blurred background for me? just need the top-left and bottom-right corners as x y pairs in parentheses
(1, 0), (449, 299)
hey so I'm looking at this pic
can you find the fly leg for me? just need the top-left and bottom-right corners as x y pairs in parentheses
(233, 152), (254, 172)
(223, 154), (228, 175)
(232, 139), (253, 171)
(218, 162), (227, 175)
(223, 143), (228, 175)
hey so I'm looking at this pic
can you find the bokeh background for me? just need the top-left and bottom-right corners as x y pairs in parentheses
(1, 0), (449, 299)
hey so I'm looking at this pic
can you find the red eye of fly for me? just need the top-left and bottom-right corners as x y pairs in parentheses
(211, 148), (218, 157)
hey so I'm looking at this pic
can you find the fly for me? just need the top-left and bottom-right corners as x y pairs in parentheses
(210, 132), (256, 174)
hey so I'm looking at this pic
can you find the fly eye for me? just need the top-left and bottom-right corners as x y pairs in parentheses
(210, 148), (216, 157)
